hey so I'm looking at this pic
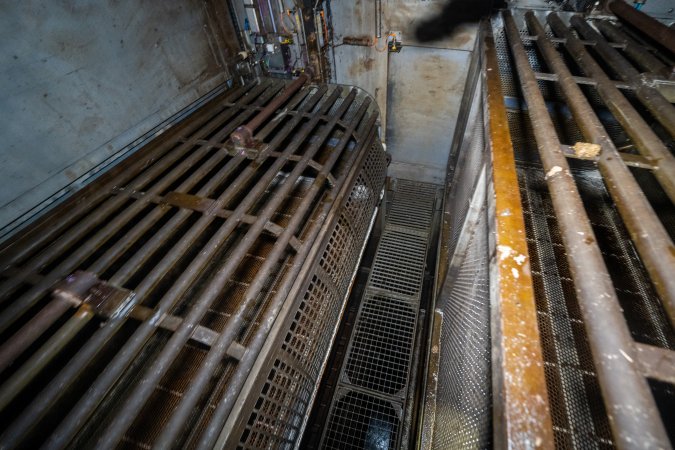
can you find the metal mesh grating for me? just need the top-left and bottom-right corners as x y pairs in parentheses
(447, 114), (486, 262)
(432, 200), (490, 449)
(518, 161), (675, 448)
(235, 142), (388, 449)
(369, 230), (428, 298)
(320, 179), (440, 449)
(0, 77), (389, 449)
(322, 390), (401, 450)
(344, 294), (417, 395)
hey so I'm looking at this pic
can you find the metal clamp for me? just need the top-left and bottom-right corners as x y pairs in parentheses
(53, 271), (135, 319)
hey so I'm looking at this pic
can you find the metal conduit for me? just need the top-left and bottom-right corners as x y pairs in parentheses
(503, 11), (671, 448)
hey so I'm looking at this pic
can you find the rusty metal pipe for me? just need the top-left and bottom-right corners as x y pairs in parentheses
(609, 0), (675, 55)
(41, 87), (334, 450)
(0, 82), (269, 297)
(100, 84), (307, 283)
(156, 96), (372, 448)
(1, 85), (321, 449)
(0, 83), (278, 334)
(570, 15), (675, 137)
(342, 36), (373, 46)
(93, 86), (350, 450)
(595, 20), (671, 77)
(230, 73), (309, 147)
(0, 297), (73, 374)
(527, 10), (675, 331)
(504, 11), (671, 449)
(0, 305), (94, 412)
(0, 86), (244, 270)
(547, 13), (675, 205)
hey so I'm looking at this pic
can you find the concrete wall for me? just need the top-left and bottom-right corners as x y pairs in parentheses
(330, 0), (478, 183)
(0, 0), (237, 236)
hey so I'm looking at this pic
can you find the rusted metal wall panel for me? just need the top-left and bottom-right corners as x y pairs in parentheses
(0, 0), (236, 236)
(330, 0), (478, 183)
(330, 1), (389, 132)
(386, 46), (471, 183)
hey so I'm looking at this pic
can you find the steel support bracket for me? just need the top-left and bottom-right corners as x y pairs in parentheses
(53, 271), (135, 319)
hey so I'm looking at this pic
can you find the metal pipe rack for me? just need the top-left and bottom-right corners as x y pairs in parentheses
(500, 9), (675, 448)
(0, 76), (387, 448)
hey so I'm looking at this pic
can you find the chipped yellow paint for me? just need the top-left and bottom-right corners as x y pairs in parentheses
(484, 34), (554, 449)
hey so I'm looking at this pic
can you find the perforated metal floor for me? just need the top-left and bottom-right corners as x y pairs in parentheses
(319, 179), (440, 449)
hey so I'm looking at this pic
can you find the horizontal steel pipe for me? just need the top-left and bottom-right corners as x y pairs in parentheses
(546, 13), (675, 205)
(94, 86), (352, 450)
(595, 20), (670, 77)
(527, 10), (675, 334)
(504, 11), (670, 448)
(41, 87), (328, 449)
(609, 0), (675, 55)
(156, 97), (373, 449)
(0, 83), (278, 333)
(0, 85), (244, 269)
(569, 15), (675, 137)
(1, 83), (316, 448)
(203, 119), (380, 450)
(0, 297), (72, 373)
(0, 305), (94, 412)
(230, 73), (309, 146)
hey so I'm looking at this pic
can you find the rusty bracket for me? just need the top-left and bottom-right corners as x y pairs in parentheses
(53, 271), (135, 319)
(224, 139), (269, 159)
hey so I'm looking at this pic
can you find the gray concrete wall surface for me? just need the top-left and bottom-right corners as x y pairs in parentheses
(0, 0), (236, 236)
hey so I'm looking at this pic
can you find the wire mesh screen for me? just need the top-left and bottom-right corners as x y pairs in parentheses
(443, 96), (487, 270)
(516, 140), (675, 449)
(234, 142), (388, 449)
(320, 179), (440, 449)
(432, 200), (490, 449)
(427, 44), (492, 447)
(322, 389), (402, 450)
(494, 11), (675, 446)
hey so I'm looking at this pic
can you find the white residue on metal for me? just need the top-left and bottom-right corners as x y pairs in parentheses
(545, 166), (563, 179)
(497, 244), (513, 261)
(272, 108), (288, 122)
(619, 349), (634, 363)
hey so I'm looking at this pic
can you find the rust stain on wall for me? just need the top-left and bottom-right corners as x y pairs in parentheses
(348, 56), (376, 77)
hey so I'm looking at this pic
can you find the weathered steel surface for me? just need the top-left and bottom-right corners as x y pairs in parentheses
(609, 0), (675, 55)
(484, 32), (554, 450)
(503, 11), (671, 448)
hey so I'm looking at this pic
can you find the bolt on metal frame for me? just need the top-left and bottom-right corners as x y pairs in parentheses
(502, 9), (674, 448)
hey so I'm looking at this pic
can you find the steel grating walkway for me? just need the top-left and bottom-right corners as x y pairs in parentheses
(320, 179), (440, 450)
